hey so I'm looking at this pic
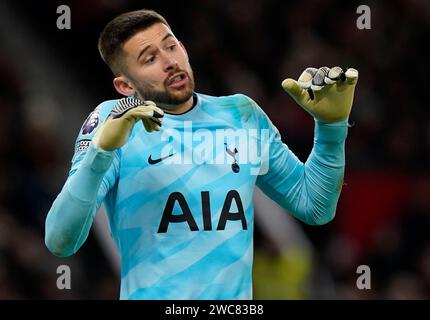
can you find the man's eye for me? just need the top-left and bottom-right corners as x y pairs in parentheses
(168, 44), (176, 51)
(145, 56), (155, 64)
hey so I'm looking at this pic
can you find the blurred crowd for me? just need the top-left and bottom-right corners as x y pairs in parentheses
(0, 0), (429, 299)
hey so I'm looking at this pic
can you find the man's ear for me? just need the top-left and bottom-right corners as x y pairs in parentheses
(113, 75), (135, 97)
(179, 41), (189, 61)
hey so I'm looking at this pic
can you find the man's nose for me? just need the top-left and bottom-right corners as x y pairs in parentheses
(163, 54), (178, 72)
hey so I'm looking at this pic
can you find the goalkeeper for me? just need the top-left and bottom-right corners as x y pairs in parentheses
(45, 9), (358, 299)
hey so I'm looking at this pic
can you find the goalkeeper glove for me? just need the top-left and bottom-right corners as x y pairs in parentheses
(93, 98), (164, 151)
(282, 66), (358, 123)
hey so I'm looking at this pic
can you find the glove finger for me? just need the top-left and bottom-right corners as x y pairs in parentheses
(324, 66), (344, 84)
(282, 78), (311, 104)
(143, 101), (164, 118)
(142, 118), (153, 132)
(297, 67), (317, 89)
(133, 105), (164, 119)
(345, 68), (359, 86)
(132, 110), (165, 130)
(147, 118), (160, 132)
(111, 98), (164, 120)
(152, 123), (161, 131)
(311, 67), (329, 91)
(111, 97), (146, 119)
(149, 117), (162, 127)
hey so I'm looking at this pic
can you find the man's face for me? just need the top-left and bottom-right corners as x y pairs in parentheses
(120, 22), (195, 109)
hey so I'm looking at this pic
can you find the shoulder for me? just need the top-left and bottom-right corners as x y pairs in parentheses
(197, 92), (256, 108)
(77, 99), (119, 138)
(197, 93), (261, 123)
(71, 99), (119, 161)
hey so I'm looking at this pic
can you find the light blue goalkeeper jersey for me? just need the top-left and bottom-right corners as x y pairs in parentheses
(45, 93), (348, 300)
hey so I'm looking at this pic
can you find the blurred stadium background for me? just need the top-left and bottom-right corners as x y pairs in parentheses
(0, 0), (429, 299)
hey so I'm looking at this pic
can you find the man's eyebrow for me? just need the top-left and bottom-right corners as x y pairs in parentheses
(136, 33), (175, 62)
(137, 45), (152, 62)
(161, 33), (174, 42)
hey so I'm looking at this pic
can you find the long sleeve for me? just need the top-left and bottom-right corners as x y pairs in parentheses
(45, 143), (118, 256)
(253, 98), (348, 226)
(45, 100), (119, 257)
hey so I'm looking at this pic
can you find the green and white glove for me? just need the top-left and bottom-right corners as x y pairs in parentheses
(282, 66), (358, 123)
(93, 98), (164, 151)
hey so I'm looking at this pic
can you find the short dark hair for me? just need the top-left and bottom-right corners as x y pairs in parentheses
(98, 9), (170, 74)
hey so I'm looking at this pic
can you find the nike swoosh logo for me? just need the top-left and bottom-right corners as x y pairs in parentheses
(148, 153), (175, 165)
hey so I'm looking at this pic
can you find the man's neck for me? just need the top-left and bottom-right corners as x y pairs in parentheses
(159, 95), (195, 115)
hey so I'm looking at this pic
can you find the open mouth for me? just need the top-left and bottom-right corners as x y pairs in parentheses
(167, 72), (188, 88)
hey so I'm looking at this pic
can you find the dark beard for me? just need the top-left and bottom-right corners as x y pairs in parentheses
(133, 70), (195, 109)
